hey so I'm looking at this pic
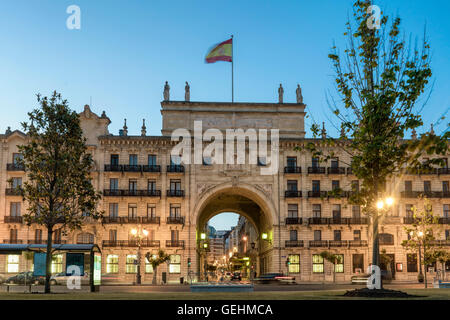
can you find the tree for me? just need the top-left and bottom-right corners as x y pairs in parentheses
(299, 0), (449, 289)
(379, 249), (393, 281)
(320, 251), (343, 283)
(433, 250), (450, 281)
(401, 199), (441, 288)
(145, 249), (170, 285)
(17, 91), (102, 293)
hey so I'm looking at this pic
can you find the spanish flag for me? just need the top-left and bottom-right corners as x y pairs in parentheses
(205, 38), (233, 63)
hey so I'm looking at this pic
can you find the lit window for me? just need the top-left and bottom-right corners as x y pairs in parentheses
(312, 254), (324, 273)
(335, 254), (344, 273)
(145, 255), (156, 273)
(106, 254), (119, 273)
(169, 254), (181, 274)
(288, 254), (300, 273)
(126, 255), (137, 273)
(7, 255), (19, 273)
(51, 254), (63, 273)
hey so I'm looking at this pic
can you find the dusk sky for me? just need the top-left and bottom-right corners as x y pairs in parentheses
(0, 0), (449, 229)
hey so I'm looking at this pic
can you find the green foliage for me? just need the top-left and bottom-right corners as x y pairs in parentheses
(145, 249), (171, 269)
(319, 251), (343, 265)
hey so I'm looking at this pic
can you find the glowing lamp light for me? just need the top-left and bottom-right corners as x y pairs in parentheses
(200, 232), (206, 240)
(203, 243), (208, 248)
(243, 257), (250, 261)
(418, 231), (424, 237)
(262, 233), (268, 240)
(243, 236), (248, 241)
(385, 197), (394, 206)
(376, 200), (384, 210)
(142, 229), (149, 237)
(130, 229), (137, 236)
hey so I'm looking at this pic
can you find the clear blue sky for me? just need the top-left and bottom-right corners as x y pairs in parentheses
(0, 0), (449, 229)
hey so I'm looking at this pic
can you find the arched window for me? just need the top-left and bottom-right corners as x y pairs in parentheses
(77, 232), (94, 244)
(379, 233), (394, 245)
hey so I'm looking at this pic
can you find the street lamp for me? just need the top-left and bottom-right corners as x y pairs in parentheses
(412, 230), (425, 283)
(130, 226), (148, 285)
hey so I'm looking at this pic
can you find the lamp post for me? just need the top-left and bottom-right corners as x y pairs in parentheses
(130, 226), (148, 285)
(418, 231), (425, 285)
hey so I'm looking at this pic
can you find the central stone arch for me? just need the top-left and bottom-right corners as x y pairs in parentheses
(193, 182), (277, 279)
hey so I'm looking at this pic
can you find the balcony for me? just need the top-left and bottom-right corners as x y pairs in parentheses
(166, 240), (185, 248)
(401, 191), (450, 198)
(143, 165), (161, 173)
(5, 188), (22, 196)
(405, 168), (438, 175)
(438, 168), (450, 175)
(308, 167), (326, 174)
(102, 240), (160, 248)
(329, 240), (348, 247)
(285, 217), (302, 225)
(167, 165), (185, 173)
(27, 240), (67, 244)
(167, 190), (185, 197)
(123, 165), (142, 172)
(167, 216), (185, 224)
(104, 164), (123, 172)
(102, 216), (139, 224)
(103, 189), (161, 197)
(308, 191), (328, 198)
(140, 216), (160, 224)
(285, 190), (302, 198)
(4, 216), (23, 223)
(309, 240), (328, 247)
(403, 217), (419, 224)
(284, 166), (301, 174)
(6, 163), (24, 171)
(349, 240), (368, 247)
(327, 167), (346, 174)
(285, 240), (304, 247)
(307, 217), (368, 225)
(430, 240), (450, 246)
(3, 240), (23, 244)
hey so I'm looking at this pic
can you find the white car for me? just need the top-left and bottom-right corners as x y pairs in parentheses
(50, 272), (90, 285)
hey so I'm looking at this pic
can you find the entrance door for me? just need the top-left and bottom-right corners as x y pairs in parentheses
(380, 254), (395, 280)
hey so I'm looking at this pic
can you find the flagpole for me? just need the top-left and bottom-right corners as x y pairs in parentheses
(231, 34), (234, 103)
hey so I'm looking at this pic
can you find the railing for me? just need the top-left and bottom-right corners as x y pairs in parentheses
(284, 166), (301, 174)
(308, 217), (368, 225)
(284, 190), (302, 198)
(349, 240), (368, 247)
(307, 191), (328, 198)
(4, 216), (23, 223)
(329, 240), (348, 247)
(430, 240), (450, 246)
(167, 190), (185, 197)
(285, 240), (304, 247)
(166, 240), (185, 248)
(401, 191), (450, 198)
(27, 240), (67, 244)
(167, 165), (185, 173)
(309, 240), (328, 247)
(285, 217), (302, 225)
(167, 216), (185, 224)
(143, 165), (161, 173)
(102, 240), (160, 247)
(438, 168), (450, 175)
(104, 164), (123, 172)
(140, 216), (160, 224)
(123, 165), (142, 172)
(102, 216), (161, 224)
(403, 217), (419, 224)
(103, 189), (161, 197)
(6, 163), (24, 171)
(327, 167), (346, 174)
(3, 240), (23, 244)
(5, 188), (22, 196)
(307, 167), (326, 174)
(405, 168), (438, 175)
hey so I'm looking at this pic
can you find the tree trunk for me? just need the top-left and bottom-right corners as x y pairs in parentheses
(371, 208), (381, 289)
(153, 266), (157, 285)
(45, 228), (53, 293)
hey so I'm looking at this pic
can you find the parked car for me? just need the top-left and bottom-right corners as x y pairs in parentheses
(231, 272), (241, 281)
(50, 271), (90, 285)
(351, 270), (392, 284)
(6, 271), (45, 285)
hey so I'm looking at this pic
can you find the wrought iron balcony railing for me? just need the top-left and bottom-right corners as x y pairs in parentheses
(309, 240), (328, 247)
(102, 240), (160, 247)
(4, 216), (23, 223)
(5, 188), (22, 196)
(167, 190), (185, 197)
(348, 240), (368, 247)
(140, 216), (160, 224)
(308, 217), (368, 225)
(285, 217), (302, 225)
(327, 167), (346, 174)
(103, 189), (161, 197)
(167, 216), (185, 224)
(307, 191), (328, 198)
(285, 240), (304, 248)
(329, 240), (348, 247)
(166, 240), (185, 248)
(284, 190), (302, 198)
(401, 191), (450, 198)
(307, 167), (326, 174)
(284, 166), (301, 174)
(6, 163), (24, 171)
(167, 165), (185, 173)
(142, 165), (161, 173)
(104, 164), (123, 172)
(123, 165), (142, 172)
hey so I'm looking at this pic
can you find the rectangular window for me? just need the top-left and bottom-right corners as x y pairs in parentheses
(407, 254), (418, 272)
(145, 255), (155, 273)
(126, 255), (137, 273)
(288, 254), (300, 273)
(335, 254), (344, 273)
(170, 204), (181, 218)
(332, 204), (341, 219)
(148, 180), (156, 191)
(290, 230), (298, 241)
(445, 230), (450, 241)
(9, 229), (17, 242)
(287, 204), (298, 218)
(169, 255), (181, 273)
(424, 181), (431, 192)
(352, 254), (364, 273)
(129, 179), (137, 192)
(106, 254), (119, 273)
(312, 180), (320, 192)
(331, 157), (339, 168)
(287, 157), (297, 168)
(312, 254), (324, 273)
(7, 255), (19, 273)
(171, 230), (179, 241)
(109, 203), (118, 218)
(35, 229), (42, 242)
(352, 206), (360, 219)
(51, 254), (63, 274)
(351, 180), (359, 191)
(334, 230), (341, 241)
(110, 154), (119, 165)
(312, 204), (321, 218)
(11, 177), (22, 188)
(129, 154), (138, 165)
(287, 180), (298, 191)
(170, 179), (181, 191)
(312, 157), (319, 168)
(128, 204), (137, 218)
(353, 230), (361, 241)
(109, 230), (117, 242)
(148, 155), (157, 166)
(332, 180), (340, 190)
(314, 230), (321, 241)
(147, 204), (156, 218)
(13, 153), (23, 164)
(406, 204), (414, 218)
(443, 181), (449, 193)
(110, 178), (118, 190)
(405, 181), (412, 192)
(10, 202), (21, 217)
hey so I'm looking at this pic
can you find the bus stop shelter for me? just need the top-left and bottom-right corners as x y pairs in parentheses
(0, 243), (101, 292)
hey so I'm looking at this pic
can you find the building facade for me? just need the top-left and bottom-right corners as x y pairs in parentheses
(0, 95), (449, 284)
